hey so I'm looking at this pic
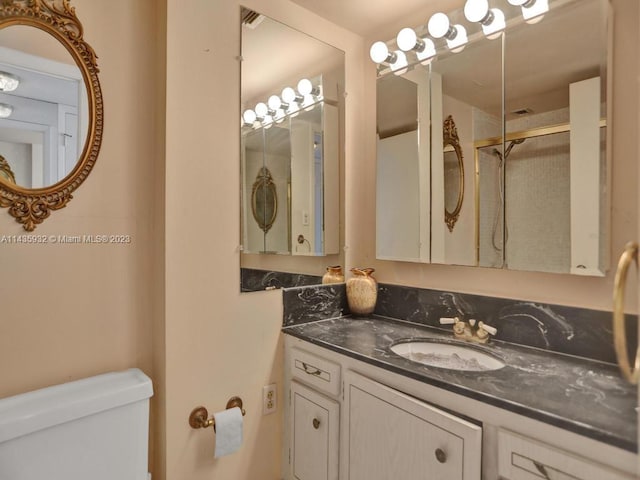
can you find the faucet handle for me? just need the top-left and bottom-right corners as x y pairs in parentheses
(478, 321), (497, 336)
(439, 317), (459, 325)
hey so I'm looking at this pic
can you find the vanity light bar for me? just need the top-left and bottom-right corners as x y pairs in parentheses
(370, 0), (549, 73)
(242, 77), (323, 129)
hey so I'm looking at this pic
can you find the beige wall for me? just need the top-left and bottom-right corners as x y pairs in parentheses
(164, 0), (363, 479)
(0, 0), (159, 397)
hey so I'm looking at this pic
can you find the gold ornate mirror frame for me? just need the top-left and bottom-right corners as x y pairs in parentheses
(251, 166), (278, 234)
(443, 115), (464, 232)
(0, 0), (102, 231)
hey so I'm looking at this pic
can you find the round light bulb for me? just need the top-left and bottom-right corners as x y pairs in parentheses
(416, 38), (436, 63)
(0, 103), (13, 118)
(287, 101), (300, 117)
(390, 50), (408, 75)
(396, 28), (418, 52)
(428, 12), (450, 39)
(255, 102), (268, 117)
(297, 78), (313, 96)
(267, 95), (282, 110)
(242, 109), (257, 124)
(370, 41), (390, 64)
(281, 87), (297, 104)
(483, 8), (506, 38)
(464, 0), (489, 23)
(448, 25), (468, 53)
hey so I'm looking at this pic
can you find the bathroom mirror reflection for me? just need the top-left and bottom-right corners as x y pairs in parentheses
(240, 8), (345, 292)
(375, 0), (609, 276)
(0, 26), (89, 189)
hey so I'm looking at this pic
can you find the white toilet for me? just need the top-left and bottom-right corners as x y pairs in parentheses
(0, 368), (153, 480)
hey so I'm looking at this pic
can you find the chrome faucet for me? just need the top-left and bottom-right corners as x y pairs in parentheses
(439, 317), (497, 344)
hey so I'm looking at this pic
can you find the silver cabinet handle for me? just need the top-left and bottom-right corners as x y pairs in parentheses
(313, 418), (320, 429)
(613, 242), (640, 384)
(435, 448), (446, 463)
(302, 362), (322, 376)
(533, 461), (551, 480)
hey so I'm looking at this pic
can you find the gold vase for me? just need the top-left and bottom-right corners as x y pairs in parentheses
(322, 265), (345, 284)
(346, 268), (377, 316)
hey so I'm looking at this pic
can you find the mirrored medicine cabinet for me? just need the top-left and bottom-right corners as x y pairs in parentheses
(240, 8), (345, 292)
(376, 0), (609, 276)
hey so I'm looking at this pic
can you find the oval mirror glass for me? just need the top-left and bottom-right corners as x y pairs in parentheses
(0, 26), (88, 189)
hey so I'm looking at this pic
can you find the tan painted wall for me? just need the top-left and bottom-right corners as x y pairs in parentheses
(0, 0), (159, 396)
(164, 0), (363, 479)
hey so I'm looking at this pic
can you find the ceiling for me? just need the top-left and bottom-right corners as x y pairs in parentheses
(289, 0), (462, 37)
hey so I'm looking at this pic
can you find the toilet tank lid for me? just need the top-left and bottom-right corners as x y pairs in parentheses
(0, 368), (153, 443)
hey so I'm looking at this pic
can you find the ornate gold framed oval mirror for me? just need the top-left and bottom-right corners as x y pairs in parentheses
(251, 166), (278, 234)
(0, 0), (102, 231)
(443, 115), (464, 232)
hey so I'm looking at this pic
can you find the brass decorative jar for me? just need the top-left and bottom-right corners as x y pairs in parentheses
(322, 265), (345, 284)
(346, 268), (377, 316)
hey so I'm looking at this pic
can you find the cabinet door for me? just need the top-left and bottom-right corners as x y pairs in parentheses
(290, 381), (339, 480)
(345, 371), (481, 480)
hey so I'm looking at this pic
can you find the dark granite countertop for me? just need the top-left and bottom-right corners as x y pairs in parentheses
(283, 316), (637, 452)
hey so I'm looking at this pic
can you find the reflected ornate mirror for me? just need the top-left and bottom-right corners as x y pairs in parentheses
(443, 115), (464, 232)
(251, 166), (278, 234)
(0, 0), (102, 231)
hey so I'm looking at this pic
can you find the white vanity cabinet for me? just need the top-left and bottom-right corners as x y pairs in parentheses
(283, 336), (637, 480)
(344, 371), (481, 480)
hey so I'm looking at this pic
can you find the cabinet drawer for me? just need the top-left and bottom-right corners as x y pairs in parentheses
(290, 347), (341, 397)
(498, 430), (634, 480)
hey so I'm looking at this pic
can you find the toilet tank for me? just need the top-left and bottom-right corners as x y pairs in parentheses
(0, 368), (153, 480)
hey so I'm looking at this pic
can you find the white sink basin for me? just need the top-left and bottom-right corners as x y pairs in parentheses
(390, 341), (505, 372)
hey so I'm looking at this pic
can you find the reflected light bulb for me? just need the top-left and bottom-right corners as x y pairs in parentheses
(464, 0), (490, 23)
(255, 102), (268, 117)
(281, 87), (297, 104)
(428, 13), (451, 39)
(262, 114), (274, 128)
(287, 101), (300, 117)
(522, 0), (548, 23)
(447, 25), (468, 53)
(416, 38), (436, 64)
(242, 109), (257, 124)
(396, 28), (418, 52)
(370, 41), (392, 64)
(267, 95), (282, 110)
(0, 103), (13, 118)
(483, 8), (505, 38)
(507, 0), (529, 5)
(390, 50), (408, 75)
(297, 78), (313, 95)
(0, 72), (19, 92)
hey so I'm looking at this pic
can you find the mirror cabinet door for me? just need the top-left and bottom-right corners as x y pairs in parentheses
(503, 0), (608, 275)
(240, 9), (345, 291)
(374, 0), (609, 276)
(376, 69), (430, 263)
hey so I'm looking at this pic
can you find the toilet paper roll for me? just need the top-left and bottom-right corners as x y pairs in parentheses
(213, 406), (243, 458)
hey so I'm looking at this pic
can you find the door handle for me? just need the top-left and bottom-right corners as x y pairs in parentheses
(613, 242), (640, 384)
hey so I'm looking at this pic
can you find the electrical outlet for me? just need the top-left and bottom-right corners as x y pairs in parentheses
(263, 383), (276, 415)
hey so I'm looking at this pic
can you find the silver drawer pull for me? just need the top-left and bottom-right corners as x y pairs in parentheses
(533, 461), (551, 480)
(435, 448), (447, 464)
(302, 362), (322, 376)
(313, 418), (320, 429)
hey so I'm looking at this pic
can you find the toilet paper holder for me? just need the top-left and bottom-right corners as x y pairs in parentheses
(189, 396), (246, 431)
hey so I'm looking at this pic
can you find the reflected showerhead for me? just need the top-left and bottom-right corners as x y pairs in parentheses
(505, 138), (525, 158)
